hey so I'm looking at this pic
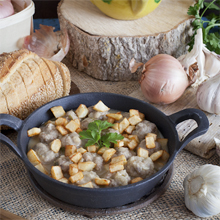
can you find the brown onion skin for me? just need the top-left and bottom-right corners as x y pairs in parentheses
(140, 54), (189, 104)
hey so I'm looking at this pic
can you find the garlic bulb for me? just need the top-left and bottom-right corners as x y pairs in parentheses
(196, 73), (220, 114)
(214, 137), (220, 157)
(178, 28), (220, 87)
(183, 164), (220, 217)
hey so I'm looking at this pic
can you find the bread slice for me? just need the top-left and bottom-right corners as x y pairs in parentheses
(0, 87), (9, 114)
(9, 70), (29, 119)
(42, 58), (63, 98)
(1, 81), (20, 117)
(32, 55), (56, 101)
(52, 61), (71, 96)
(24, 58), (49, 106)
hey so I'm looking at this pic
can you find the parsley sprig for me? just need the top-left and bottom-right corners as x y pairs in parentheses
(79, 120), (124, 148)
(187, 0), (220, 54)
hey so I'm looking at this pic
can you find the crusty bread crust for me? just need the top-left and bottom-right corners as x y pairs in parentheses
(52, 61), (71, 96)
(0, 49), (71, 126)
(42, 58), (64, 99)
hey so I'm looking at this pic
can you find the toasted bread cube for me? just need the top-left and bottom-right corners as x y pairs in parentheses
(122, 137), (130, 147)
(27, 127), (41, 137)
(119, 118), (130, 134)
(50, 106), (66, 118)
(69, 164), (79, 176)
(93, 100), (110, 112)
(145, 136), (156, 149)
(50, 139), (62, 153)
(75, 104), (89, 118)
(128, 134), (139, 143)
(111, 155), (127, 165)
(55, 117), (68, 126)
(125, 125), (135, 134)
(76, 127), (83, 134)
(128, 115), (142, 126)
(87, 145), (97, 153)
(69, 171), (84, 183)
(154, 161), (165, 171)
(107, 117), (115, 124)
(65, 119), (80, 133)
(146, 133), (157, 141)
(51, 166), (63, 180)
(161, 150), (170, 162)
(109, 161), (124, 173)
(78, 161), (96, 171)
(78, 181), (93, 188)
(56, 125), (68, 136)
(112, 123), (119, 130)
(106, 113), (123, 121)
(137, 148), (149, 159)
(97, 147), (109, 155)
(35, 163), (48, 174)
(59, 177), (69, 184)
(129, 109), (140, 117)
(114, 140), (124, 148)
(130, 177), (143, 184)
(139, 112), (145, 120)
(77, 147), (87, 154)
(27, 149), (41, 166)
(65, 145), (77, 157)
(156, 138), (168, 150)
(150, 150), (163, 161)
(69, 152), (82, 163)
(127, 139), (138, 150)
(102, 148), (116, 162)
(95, 178), (110, 186)
(45, 120), (55, 125)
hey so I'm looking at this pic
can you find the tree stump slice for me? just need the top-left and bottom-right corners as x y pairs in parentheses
(58, 0), (195, 81)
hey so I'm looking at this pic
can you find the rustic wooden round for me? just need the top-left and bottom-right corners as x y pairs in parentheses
(27, 164), (174, 218)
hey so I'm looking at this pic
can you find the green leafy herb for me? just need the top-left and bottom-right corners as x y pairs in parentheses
(102, 0), (112, 4)
(187, 0), (220, 54)
(79, 120), (124, 148)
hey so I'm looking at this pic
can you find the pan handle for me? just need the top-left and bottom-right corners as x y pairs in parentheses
(167, 108), (209, 155)
(0, 114), (23, 158)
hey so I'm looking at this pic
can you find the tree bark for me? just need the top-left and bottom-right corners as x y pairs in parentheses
(58, 0), (195, 81)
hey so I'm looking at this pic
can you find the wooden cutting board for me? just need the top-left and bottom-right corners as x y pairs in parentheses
(58, 0), (195, 81)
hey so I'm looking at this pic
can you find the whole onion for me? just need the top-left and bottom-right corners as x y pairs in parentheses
(140, 54), (190, 104)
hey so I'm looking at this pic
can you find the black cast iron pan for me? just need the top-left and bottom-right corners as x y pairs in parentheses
(0, 92), (209, 209)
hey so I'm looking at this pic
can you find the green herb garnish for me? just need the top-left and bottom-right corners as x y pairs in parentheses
(187, 0), (220, 54)
(79, 120), (124, 148)
(102, 0), (112, 4)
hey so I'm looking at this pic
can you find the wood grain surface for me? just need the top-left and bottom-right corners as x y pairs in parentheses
(58, 0), (195, 81)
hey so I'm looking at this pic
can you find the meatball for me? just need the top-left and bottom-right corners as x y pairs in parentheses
(88, 110), (108, 120)
(56, 155), (72, 172)
(115, 147), (135, 160)
(80, 118), (94, 130)
(110, 170), (131, 187)
(137, 139), (162, 156)
(83, 152), (104, 171)
(126, 156), (154, 179)
(132, 120), (157, 141)
(34, 142), (58, 164)
(39, 123), (60, 143)
(61, 132), (81, 147)
(76, 171), (99, 188)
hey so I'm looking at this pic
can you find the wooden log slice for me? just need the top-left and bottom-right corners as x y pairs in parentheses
(58, 0), (195, 81)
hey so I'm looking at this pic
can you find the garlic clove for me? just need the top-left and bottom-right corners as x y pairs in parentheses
(203, 47), (220, 78)
(19, 25), (70, 62)
(196, 73), (220, 114)
(183, 164), (220, 217)
(214, 137), (220, 157)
